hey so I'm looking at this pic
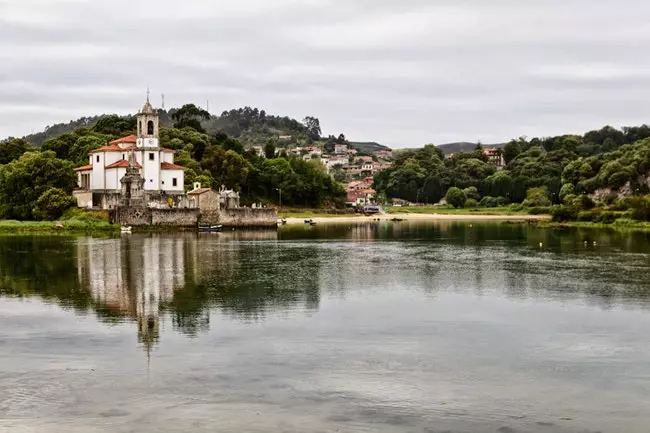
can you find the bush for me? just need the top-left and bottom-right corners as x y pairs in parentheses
(32, 188), (76, 221)
(463, 186), (481, 201)
(559, 183), (575, 203)
(445, 187), (467, 209)
(577, 210), (595, 222)
(572, 195), (595, 210)
(479, 196), (498, 208)
(624, 196), (650, 221)
(495, 196), (509, 206)
(523, 187), (551, 207)
(551, 205), (578, 222)
(465, 198), (478, 208)
(529, 206), (552, 215)
(510, 203), (524, 212)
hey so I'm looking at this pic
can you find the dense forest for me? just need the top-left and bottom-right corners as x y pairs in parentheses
(374, 125), (650, 224)
(0, 105), (346, 220)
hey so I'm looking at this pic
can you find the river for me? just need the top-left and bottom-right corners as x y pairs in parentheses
(1, 222), (649, 433)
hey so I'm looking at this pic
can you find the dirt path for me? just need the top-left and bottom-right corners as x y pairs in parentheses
(283, 213), (550, 225)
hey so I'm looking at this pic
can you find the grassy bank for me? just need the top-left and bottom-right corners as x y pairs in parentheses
(385, 205), (540, 216)
(0, 209), (119, 233)
(540, 218), (650, 233)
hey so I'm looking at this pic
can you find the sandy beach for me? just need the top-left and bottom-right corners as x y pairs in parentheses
(283, 213), (550, 225)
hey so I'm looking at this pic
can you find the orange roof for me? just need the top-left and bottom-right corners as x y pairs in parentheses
(89, 144), (137, 154)
(106, 159), (141, 169)
(74, 164), (93, 172)
(161, 162), (184, 170)
(161, 148), (176, 153)
(109, 135), (137, 145)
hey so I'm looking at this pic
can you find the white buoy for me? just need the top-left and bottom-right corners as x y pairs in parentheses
(539, 242), (543, 247)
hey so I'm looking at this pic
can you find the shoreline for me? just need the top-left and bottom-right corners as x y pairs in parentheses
(283, 213), (550, 225)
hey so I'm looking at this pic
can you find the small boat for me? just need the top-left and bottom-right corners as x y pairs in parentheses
(304, 219), (313, 224)
(121, 226), (132, 233)
(199, 225), (223, 232)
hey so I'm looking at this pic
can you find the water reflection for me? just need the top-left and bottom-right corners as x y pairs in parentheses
(1, 223), (650, 353)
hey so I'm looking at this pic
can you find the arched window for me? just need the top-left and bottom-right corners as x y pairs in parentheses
(147, 120), (154, 135)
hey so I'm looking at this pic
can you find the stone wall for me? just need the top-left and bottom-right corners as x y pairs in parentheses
(216, 208), (277, 228)
(110, 207), (199, 227)
(151, 208), (199, 227)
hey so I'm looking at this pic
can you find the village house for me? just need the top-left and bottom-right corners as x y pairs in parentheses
(483, 147), (505, 168)
(374, 150), (393, 159)
(347, 188), (376, 206)
(334, 143), (348, 154)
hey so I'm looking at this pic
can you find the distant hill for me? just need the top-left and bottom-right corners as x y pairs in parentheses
(436, 142), (506, 155)
(348, 141), (391, 154)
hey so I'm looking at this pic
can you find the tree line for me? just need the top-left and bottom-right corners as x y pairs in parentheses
(374, 125), (650, 223)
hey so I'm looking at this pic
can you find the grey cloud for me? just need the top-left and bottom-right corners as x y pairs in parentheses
(1, 0), (650, 146)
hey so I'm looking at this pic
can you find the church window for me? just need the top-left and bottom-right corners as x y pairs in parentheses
(147, 120), (154, 135)
(149, 153), (155, 161)
(96, 155), (100, 163)
(122, 154), (125, 160)
(172, 178), (178, 187)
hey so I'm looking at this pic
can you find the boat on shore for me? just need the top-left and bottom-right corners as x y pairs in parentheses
(198, 224), (223, 232)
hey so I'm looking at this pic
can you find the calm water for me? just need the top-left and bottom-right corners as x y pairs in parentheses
(1, 222), (650, 433)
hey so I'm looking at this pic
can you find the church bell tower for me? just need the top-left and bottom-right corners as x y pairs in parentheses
(136, 89), (159, 148)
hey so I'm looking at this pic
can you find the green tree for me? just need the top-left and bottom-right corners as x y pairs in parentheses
(302, 116), (322, 140)
(33, 187), (76, 220)
(0, 138), (30, 164)
(0, 151), (76, 220)
(264, 141), (276, 159)
(172, 104), (211, 133)
(523, 187), (551, 207)
(446, 187), (467, 208)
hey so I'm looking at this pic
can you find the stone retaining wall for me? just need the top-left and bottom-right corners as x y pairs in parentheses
(217, 208), (277, 228)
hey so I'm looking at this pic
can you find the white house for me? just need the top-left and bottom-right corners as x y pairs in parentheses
(74, 98), (184, 196)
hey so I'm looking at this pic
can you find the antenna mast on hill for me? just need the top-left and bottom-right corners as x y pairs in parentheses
(161, 93), (165, 110)
(206, 100), (210, 113)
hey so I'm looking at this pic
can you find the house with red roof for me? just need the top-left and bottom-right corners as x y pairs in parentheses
(74, 97), (185, 207)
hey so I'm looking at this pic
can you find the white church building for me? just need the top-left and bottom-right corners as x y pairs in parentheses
(74, 98), (185, 208)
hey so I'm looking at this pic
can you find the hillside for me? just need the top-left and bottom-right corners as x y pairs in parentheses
(348, 141), (391, 154)
(437, 142), (506, 155)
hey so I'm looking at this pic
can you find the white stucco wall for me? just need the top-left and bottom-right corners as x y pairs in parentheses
(143, 150), (161, 190)
(105, 167), (127, 190)
(92, 153), (105, 190)
(137, 137), (160, 149)
(162, 152), (174, 163)
(161, 169), (184, 192)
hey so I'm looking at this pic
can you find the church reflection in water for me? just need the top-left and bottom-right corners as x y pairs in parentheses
(77, 236), (191, 351)
(74, 231), (320, 353)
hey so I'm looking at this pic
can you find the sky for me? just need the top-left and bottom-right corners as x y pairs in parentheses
(1, 0), (650, 147)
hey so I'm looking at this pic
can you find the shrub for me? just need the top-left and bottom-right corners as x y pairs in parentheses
(529, 206), (552, 215)
(445, 187), (467, 209)
(463, 186), (481, 201)
(593, 210), (619, 224)
(495, 196), (509, 206)
(523, 187), (551, 207)
(32, 188), (76, 221)
(572, 195), (595, 210)
(624, 196), (650, 221)
(551, 205), (578, 222)
(559, 183), (575, 203)
(465, 198), (478, 208)
(577, 210), (595, 222)
(510, 203), (524, 212)
(479, 196), (498, 208)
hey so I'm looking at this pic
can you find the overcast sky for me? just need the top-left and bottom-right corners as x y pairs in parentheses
(1, 0), (650, 147)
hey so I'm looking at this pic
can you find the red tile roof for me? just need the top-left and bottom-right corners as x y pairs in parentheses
(109, 135), (137, 145)
(161, 148), (176, 153)
(89, 144), (136, 154)
(74, 164), (93, 172)
(106, 159), (141, 169)
(161, 162), (184, 170)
